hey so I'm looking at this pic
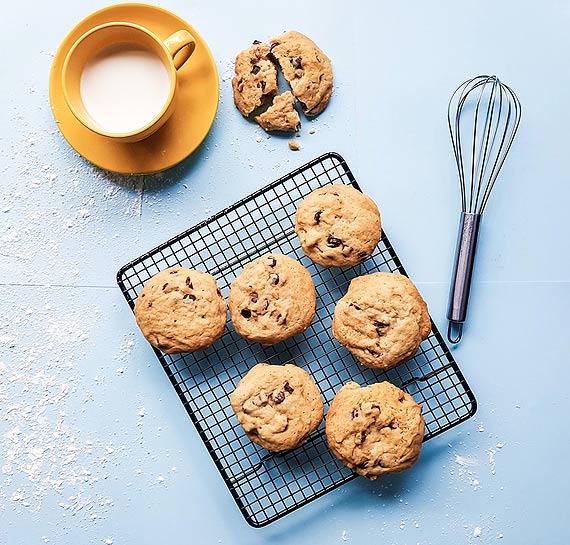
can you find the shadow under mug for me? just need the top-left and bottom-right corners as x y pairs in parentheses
(62, 22), (196, 143)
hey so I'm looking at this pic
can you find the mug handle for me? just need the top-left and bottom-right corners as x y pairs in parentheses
(164, 30), (196, 70)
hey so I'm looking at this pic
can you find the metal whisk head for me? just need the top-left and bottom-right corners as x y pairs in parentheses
(446, 75), (521, 344)
(448, 75), (521, 214)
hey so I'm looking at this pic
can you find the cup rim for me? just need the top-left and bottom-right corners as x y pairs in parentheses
(61, 21), (178, 140)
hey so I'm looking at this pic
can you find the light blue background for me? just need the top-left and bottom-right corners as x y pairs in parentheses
(1, 1), (569, 544)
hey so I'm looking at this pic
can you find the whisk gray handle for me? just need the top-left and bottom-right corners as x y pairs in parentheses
(447, 212), (481, 344)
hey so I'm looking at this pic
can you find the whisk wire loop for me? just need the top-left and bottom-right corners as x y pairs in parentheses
(448, 75), (521, 215)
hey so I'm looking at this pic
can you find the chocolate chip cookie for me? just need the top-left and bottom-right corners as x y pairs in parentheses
(325, 381), (425, 479)
(228, 253), (316, 345)
(255, 91), (300, 132)
(232, 41), (278, 116)
(332, 272), (431, 369)
(295, 184), (381, 267)
(269, 30), (333, 116)
(134, 267), (226, 354)
(230, 363), (324, 452)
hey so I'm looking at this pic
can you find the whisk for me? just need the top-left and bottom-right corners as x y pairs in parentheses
(446, 75), (521, 344)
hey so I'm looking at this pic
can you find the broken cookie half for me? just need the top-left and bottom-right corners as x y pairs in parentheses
(232, 41), (278, 116)
(269, 31), (333, 117)
(255, 91), (301, 132)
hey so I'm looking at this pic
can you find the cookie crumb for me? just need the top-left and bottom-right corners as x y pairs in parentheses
(288, 140), (300, 151)
(341, 530), (348, 541)
(309, 128), (316, 134)
(473, 527), (482, 538)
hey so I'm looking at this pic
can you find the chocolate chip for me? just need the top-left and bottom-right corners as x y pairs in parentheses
(216, 288), (223, 297)
(358, 251), (368, 258)
(351, 408), (359, 419)
(357, 430), (367, 444)
(267, 256), (277, 267)
(284, 381), (294, 394)
(259, 81), (266, 91)
(291, 56), (302, 69)
(251, 296), (258, 303)
(241, 308), (251, 318)
(270, 273), (279, 285)
(314, 210), (322, 223)
(141, 293), (145, 298)
(148, 302), (153, 308)
(271, 391), (285, 404)
(350, 303), (362, 311)
(183, 293), (196, 302)
(373, 320), (388, 336)
(185, 277), (193, 289)
(253, 39), (262, 45)
(375, 459), (385, 467)
(389, 422), (397, 430)
(251, 64), (261, 75)
(162, 283), (168, 290)
(327, 235), (342, 248)
(357, 461), (369, 469)
(169, 270), (178, 274)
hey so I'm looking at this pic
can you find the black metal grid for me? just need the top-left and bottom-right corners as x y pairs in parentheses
(117, 152), (477, 527)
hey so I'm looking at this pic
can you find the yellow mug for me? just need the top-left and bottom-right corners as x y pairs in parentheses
(62, 22), (196, 143)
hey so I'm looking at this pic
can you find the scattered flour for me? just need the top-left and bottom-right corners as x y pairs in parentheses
(454, 454), (478, 467)
(453, 454), (480, 489)
(489, 449), (496, 475)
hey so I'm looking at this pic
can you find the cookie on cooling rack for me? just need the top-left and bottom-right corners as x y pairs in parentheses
(232, 40), (278, 116)
(228, 253), (316, 345)
(134, 267), (226, 354)
(230, 363), (324, 452)
(325, 381), (425, 479)
(332, 272), (431, 369)
(295, 184), (381, 267)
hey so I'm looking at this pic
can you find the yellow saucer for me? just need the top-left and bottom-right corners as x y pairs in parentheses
(49, 3), (219, 174)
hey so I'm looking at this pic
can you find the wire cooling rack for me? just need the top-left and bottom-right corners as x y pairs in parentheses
(117, 152), (477, 527)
